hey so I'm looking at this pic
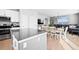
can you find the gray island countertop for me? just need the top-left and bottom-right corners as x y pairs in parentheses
(11, 28), (46, 41)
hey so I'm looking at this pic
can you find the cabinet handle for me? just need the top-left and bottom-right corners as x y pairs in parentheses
(23, 42), (27, 48)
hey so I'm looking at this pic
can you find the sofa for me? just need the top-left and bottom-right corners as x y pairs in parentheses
(68, 25), (79, 35)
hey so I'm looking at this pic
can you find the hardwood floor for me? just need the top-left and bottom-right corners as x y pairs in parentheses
(0, 35), (64, 50)
(0, 33), (79, 50)
(0, 39), (12, 50)
(47, 33), (64, 50)
(67, 33), (79, 47)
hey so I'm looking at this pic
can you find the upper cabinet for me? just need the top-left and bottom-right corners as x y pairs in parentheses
(5, 10), (19, 22)
(20, 9), (38, 29)
(0, 9), (5, 16)
(20, 14), (29, 28)
(20, 9), (29, 28)
(29, 16), (38, 29)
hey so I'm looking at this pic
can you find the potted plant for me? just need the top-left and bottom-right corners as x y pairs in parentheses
(49, 24), (53, 27)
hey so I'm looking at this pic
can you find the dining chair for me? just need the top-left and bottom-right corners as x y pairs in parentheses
(50, 27), (57, 39)
(56, 27), (68, 40)
(63, 27), (68, 39)
(51, 27), (68, 40)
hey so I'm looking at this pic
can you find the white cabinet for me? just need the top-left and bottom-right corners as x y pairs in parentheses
(18, 33), (47, 50)
(5, 10), (19, 22)
(20, 37), (40, 50)
(12, 32), (47, 50)
(0, 9), (5, 16)
(20, 10), (29, 28)
(20, 9), (38, 29)
(20, 14), (29, 28)
(38, 33), (47, 49)
(12, 35), (18, 50)
(29, 16), (38, 29)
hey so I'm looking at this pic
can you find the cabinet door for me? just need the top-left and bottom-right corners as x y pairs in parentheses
(19, 33), (47, 50)
(19, 36), (40, 50)
(12, 35), (18, 50)
(20, 9), (29, 28)
(12, 11), (19, 22)
(20, 14), (29, 28)
(29, 16), (37, 29)
(0, 9), (5, 16)
(38, 33), (47, 50)
(5, 10), (19, 22)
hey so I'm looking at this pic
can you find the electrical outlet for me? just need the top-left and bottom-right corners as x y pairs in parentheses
(23, 42), (27, 48)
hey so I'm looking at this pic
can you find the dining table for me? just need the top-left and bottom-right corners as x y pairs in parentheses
(50, 28), (64, 40)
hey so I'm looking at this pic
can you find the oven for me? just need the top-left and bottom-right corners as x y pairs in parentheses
(0, 29), (10, 35)
(0, 16), (11, 40)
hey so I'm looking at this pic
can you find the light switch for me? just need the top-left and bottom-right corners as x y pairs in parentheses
(23, 42), (27, 48)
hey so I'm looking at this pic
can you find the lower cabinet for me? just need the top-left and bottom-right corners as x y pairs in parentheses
(19, 37), (40, 50)
(38, 33), (47, 50)
(13, 33), (47, 50)
(12, 35), (18, 50)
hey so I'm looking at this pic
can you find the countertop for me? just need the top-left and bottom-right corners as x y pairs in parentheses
(12, 28), (46, 41)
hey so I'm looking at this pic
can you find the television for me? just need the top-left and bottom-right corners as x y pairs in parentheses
(38, 19), (43, 24)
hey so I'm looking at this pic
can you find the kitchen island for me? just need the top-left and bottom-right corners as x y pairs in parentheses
(11, 28), (47, 50)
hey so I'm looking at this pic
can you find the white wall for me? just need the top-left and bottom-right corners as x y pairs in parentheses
(69, 14), (78, 24)
(76, 13), (79, 25)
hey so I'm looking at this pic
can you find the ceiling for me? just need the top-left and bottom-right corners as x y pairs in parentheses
(10, 9), (79, 17)
(31, 9), (79, 17)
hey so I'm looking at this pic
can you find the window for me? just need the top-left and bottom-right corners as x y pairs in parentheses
(57, 16), (69, 24)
